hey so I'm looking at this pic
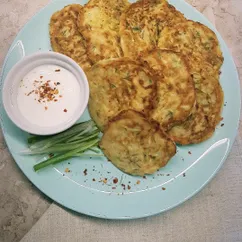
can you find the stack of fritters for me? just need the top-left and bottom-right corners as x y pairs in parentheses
(49, 0), (224, 175)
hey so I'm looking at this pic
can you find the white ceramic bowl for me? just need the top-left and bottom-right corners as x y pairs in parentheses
(2, 51), (89, 135)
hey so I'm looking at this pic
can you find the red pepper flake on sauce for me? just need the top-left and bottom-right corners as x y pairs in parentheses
(83, 169), (87, 176)
(113, 178), (118, 184)
(64, 109), (67, 113)
(27, 90), (34, 96)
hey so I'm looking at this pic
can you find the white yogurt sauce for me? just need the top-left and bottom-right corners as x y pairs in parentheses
(17, 64), (81, 127)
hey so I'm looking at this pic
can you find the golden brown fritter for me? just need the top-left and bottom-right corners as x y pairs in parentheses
(83, 29), (123, 63)
(168, 61), (224, 145)
(49, 4), (92, 71)
(140, 49), (196, 130)
(77, 0), (129, 63)
(100, 110), (176, 176)
(120, 0), (186, 58)
(158, 20), (224, 71)
(87, 58), (157, 131)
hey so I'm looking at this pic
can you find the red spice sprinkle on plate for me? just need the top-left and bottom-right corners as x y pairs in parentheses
(221, 123), (224, 127)
(83, 169), (87, 176)
(64, 109), (67, 112)
(188, 151), (192, 155)
(65, 168), (70, 173)
(55, 69), (61, 72)
(92, 178), (96, 182)
(40, 76), (43, 79)
(162, 187), (166, 190)
(45, 106), (48, 110)
(113, 178), (118, 184)
(127, 185), (131, 190)
(136, 180), (140, 185)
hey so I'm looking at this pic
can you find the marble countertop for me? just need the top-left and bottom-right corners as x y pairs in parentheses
(0, 0), (241, 241)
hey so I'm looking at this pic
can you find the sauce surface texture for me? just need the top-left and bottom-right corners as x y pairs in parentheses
(17, 65), (81, 127)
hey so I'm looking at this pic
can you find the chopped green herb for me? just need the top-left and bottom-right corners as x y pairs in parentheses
(204, 42), (211, 50)
(123, 72), (130, 80)
(111, 83), (116, 88)
(167, 111), (174, 118)
(132, 26), (141, 31)
(196, 31), (200, 38)
(158, 51), (162, 59)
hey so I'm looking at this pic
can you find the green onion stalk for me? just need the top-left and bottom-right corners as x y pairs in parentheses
(21, 120), (102, 171)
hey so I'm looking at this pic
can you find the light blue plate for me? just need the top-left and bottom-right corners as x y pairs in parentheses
(0, 0), (240, 219)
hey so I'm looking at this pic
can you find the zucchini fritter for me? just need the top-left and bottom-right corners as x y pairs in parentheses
(78, 0), (129, 63)
(158, 20), (224, 71)
(49, 4), (92, 71)
(87, 58), (157, 131)
(120, 0), (185, 58)
(100, 110), (176, 176)
(140, 49), (196, 130)
(158, 20), (224, 144)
